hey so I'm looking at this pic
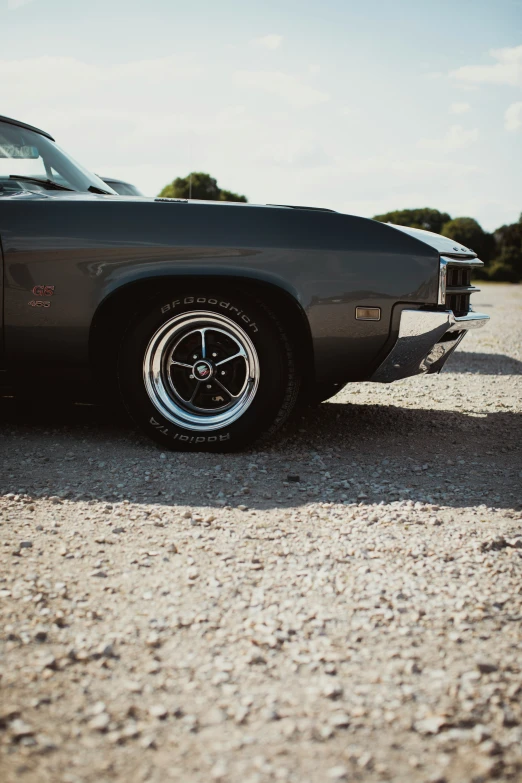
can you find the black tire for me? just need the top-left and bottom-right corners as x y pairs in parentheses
(117, 287), (301, 451)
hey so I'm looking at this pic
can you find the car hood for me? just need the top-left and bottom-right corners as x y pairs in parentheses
(385, 222), (476, 257)
(1, 191), (478, 259)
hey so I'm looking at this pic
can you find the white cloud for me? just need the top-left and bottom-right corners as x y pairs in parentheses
(417, 124), (479, 152)
(340, 106), (363, 119)
(8, 0), (36, 8)
(450, 102), (471, 114)
(0, 55), (200, 107)
(338, 156), (479, 178)
(450, 45), (522, 87)
(505, 101), (522, 131)
(234, 70), (329, 108)
(253, 35), (283, 50)
(308, 64), (321, 74)
(254, 136), (332, 168)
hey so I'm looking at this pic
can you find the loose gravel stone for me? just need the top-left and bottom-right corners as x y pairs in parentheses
(87, 713), (110, 732)
(9, 720), (34, 740)
(148, 705), (168, 720)
(328, 766), (349, 780)
(0, 285), (521, 783)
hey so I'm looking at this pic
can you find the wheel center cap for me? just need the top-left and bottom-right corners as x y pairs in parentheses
(193, 360), (213, 380)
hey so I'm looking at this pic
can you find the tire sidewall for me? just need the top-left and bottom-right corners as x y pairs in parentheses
(118, 289), (294, 450)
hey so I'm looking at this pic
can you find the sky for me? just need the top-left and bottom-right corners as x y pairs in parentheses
(1, 0), (521, 231)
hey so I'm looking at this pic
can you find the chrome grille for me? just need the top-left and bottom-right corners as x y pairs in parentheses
(440, 256), (482, 317)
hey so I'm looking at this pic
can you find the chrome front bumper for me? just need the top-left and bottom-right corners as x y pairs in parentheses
(371, 309), (489, 383)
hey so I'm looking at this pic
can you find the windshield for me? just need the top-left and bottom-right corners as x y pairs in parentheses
(103, 179), (143, 197)
(0, 119), (117, 196)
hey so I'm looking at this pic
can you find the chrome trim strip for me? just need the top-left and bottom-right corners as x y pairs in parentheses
(445, 285), (481, 295)
(438, 257), (448, 305)
(371, 309), (489, 383)
(440, 254), (484, 268)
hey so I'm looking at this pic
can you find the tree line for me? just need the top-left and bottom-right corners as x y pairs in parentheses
(158, 174), (520, 282)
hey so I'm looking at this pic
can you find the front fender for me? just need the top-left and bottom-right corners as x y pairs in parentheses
(1, 199), (439, 386)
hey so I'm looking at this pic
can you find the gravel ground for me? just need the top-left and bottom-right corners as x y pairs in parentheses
(1, 283), (521, 783)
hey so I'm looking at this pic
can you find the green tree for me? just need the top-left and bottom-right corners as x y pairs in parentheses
(219, 188), (248, 203)
(489, 214), (522, 282)
(440, 217), (495, 263)
(158, 172), (247, 202)
(373, 207), (451, 234)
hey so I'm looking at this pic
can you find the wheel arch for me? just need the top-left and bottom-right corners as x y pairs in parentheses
(89, 274), (314, 398)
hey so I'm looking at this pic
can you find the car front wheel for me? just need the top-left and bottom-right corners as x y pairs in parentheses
(117, 288), (301, 451)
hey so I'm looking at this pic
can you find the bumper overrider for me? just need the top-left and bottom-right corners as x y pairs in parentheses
(372, 254), (489, 383)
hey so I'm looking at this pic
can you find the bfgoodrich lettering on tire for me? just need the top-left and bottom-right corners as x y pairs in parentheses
(117, 288), (301, 451)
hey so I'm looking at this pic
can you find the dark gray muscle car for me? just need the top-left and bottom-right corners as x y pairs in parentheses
(0, 115), (489, 450)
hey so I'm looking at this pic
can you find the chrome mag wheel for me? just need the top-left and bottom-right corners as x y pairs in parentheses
(143, 311), (260, 431)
